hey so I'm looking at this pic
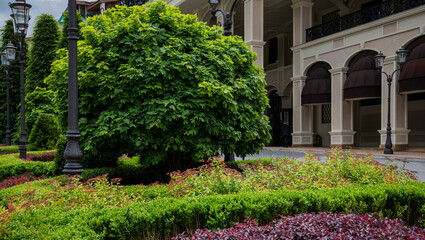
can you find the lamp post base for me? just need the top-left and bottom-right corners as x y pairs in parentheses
(384, 148), (393, 154)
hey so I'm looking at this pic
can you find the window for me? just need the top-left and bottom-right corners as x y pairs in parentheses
(321, 104), (331, 123)
(268, 37), (278, 65)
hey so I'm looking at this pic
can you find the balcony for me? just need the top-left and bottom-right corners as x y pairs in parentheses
(306, 0), (425, 42)
(119, 0), (149, 6)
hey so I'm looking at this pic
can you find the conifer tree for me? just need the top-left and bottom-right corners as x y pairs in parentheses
(26, 14), (59, 93)
(0, 19), (28, 144)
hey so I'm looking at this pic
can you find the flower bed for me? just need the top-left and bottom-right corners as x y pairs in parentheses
(174, 212), (425, 239)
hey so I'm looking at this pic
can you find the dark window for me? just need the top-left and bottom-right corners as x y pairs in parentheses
(322, 104), (331, 123)
(360, 98), (381, 106)
(268, 37), (278, 65)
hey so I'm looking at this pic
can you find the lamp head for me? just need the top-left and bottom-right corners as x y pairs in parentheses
(9, 0), (32, 36)
(374, 51), (385, 69)
(396, 47), (408, 66)
(5, 42), (17, 63)
(208, 0), (220, 9)
(1, 51), (10, 68)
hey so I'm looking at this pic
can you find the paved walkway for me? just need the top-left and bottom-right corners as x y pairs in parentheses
(235, 146), (425, 181)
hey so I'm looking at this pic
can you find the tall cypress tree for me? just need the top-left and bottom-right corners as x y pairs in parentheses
(26, 14), (59, 93)
(24, 14), (60, 137)
(0, 19), (28, 144)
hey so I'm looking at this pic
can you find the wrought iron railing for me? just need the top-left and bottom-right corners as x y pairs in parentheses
(306, 0), (425, 42)
(119, 0), (149, 6)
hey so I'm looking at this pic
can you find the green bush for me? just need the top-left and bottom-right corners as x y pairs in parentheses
(1, 182), (425, 239)
(46, 1), (270, 168)
(0, 146), (19, 154)
(28, 113), (61, 151)
(53, 135), (67, 175)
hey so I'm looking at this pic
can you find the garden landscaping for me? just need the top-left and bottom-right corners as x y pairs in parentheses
(0, 147), (424, 239)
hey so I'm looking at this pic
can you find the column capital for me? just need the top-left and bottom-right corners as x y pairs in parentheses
(329, 67), (349, 74)
(291, 0), (314, 9)
(245, 40), (266, 46)
(291, 75), (307, 82)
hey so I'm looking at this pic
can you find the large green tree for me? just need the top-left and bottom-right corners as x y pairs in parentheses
(0, 19), (28, 144)
(46, 1), (270, 168)
(25, 14), (60, 137)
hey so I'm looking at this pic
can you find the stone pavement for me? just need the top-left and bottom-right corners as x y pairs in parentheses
(235, 146), (425, 181)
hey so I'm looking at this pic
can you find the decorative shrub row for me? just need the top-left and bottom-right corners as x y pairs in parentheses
(0, 146), (19, 155)
(0, 173), (45, 191)
(174, 213), (425, 239)
(1, 182), (425, 239)
(22, 152), (56, 162)
(0, 160), (54, 182)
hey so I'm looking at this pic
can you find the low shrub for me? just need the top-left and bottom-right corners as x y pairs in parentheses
(0, 173), (45, 191)
(174, 212), (425, 239)
(27, 113), (61, 151)
(0, 154), (54, 182)
(53, 135), (67, 175)
(23, 152), (56, 162)
(0, 146), (19, 155)
(0, 180), (424, 239)
(167, 149), (417, 197)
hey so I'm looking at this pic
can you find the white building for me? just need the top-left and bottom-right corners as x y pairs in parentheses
(170, 0), (425, 150)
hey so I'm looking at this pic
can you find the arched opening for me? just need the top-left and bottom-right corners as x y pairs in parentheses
(266, 90), (282, 146)
(344, 50), (381, 147)
(302, 62), (332, 147)
(400, 37), (425, 148)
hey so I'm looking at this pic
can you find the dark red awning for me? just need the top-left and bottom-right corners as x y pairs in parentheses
(344, 56), (381, 101)
(399, 43), (425, 94)
(301, 67), (331, 105)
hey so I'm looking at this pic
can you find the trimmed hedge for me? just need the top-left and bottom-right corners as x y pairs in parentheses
(0, 146), (19, 155)
(2, 182), (425, 239)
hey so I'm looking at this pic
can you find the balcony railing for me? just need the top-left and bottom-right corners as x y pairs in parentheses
(119, 0), (149, 6)
(306, 0), (425, 42)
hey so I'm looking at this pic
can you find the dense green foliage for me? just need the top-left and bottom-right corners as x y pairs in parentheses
(0, 146), (19, 154)
(0, 177), (424, 239)
(28, 113), (61, 151)
(0, 154), (54, 181)
(24, 14), (59, 136)
(46, 1), (270, 168)
(25, 87), (57, 140)
(0, 20), (28, 144)
(25, 14), (59, 93)
(53, 135), (67, 175)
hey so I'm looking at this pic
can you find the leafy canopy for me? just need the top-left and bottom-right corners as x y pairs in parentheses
(46, 1), (270, 167)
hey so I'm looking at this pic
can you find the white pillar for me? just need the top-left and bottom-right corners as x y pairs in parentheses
(292, 76), (314, 146)
(244, 0), (265, 67)
(329, 67), (355, 147)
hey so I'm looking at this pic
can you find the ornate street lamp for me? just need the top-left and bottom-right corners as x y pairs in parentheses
(63, 0), (83, 175)
(208, 0), (241, 36)
(9, 0), (31, 159)
(1, 43), (17, 146)
(375, 47), (408, 154)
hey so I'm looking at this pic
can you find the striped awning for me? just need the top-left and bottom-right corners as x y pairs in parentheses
(399, 42), (425, 94)
(301, 67), (331, 105)
(344, 56), (381, 101)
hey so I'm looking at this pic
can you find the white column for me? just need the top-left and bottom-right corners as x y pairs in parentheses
(291, 0), (314, 46)
(329, 67), (355, 147)
(244, 0), (265, 67)
(292, 76), (314, 146)
(378, 56), (410, 150)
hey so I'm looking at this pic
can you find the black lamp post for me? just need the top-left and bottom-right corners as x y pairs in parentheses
(374, 48), (408, 154)
(9, 0), (31, 159)
(208, 0), (241, 36)
(62, 0), (83, 175)
(1, 43), (17, 146)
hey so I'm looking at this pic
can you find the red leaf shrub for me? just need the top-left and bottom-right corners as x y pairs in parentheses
(0, 173), (45, 191)
(174, 212), (425, 240)
(20, 152), (56, 162)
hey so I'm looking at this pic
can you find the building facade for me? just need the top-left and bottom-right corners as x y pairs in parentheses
(170, 0), (425, 150)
